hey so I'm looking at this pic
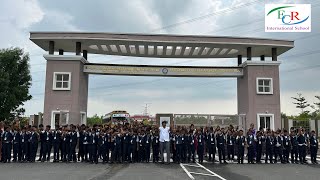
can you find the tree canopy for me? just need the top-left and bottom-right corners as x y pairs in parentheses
(87, 114), (103, 126)
(289, 93), (320, 120)
(0, 47), (32, 122)
(291, 93), (310, 114)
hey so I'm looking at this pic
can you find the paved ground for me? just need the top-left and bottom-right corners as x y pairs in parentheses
(0, 155), (319, 180)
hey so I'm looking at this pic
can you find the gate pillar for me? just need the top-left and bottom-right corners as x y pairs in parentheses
(237, 61), (281, 131)
(43, 55), (89, 127)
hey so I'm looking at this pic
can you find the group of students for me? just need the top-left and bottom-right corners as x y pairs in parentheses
(0, 122), (318, 165)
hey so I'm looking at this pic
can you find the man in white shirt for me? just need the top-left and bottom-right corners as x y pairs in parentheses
(159, 121), (171, 164)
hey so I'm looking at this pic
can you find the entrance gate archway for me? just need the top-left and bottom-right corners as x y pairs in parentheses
(30, 32), (294, 130)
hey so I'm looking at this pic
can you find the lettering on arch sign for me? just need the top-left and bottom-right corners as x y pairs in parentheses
(83, 64), (243, 77)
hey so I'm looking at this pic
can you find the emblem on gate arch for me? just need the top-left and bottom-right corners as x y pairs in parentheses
(162, 68), (168, 74)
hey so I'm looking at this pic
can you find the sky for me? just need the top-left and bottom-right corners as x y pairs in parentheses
(0, 0), (319, 117)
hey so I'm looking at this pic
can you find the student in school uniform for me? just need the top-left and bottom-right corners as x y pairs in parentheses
(2, 126), (13, 163)
(89, 128), (99, 164)
(144, 130), (151, 163)
(197, 129), (205, 164)
(20, 127), (29, 162)
(42, 125), (52, 162)
(52, 128), (61, 163)
(181, 129), (188, 163)
(78, 124), (86, 162)
(152, 130), (160, 163)
(274, 130), (284, 164)
(175, 130), (183, 163)
(138, 130), (145, 163)
(99, 130), (109, 164)
(61, 128), (71, 162)
(256, 131), (265, 164)
(28, 126), (39, 163)
(265, 130), (274, 163)
(12, 128), (21, 162)
(207, 127), (216, 163)
(226, 130), (235, 162)
(309, 130), (318, 164)
(37, 124), (44, 162)
(236, 129), (246, 164)
(69, 125), (78, 162)
(216, 128), (227, 164)
(130, 131), (138, 163)
(187, 130), (196, 163)
(247, 129), (256, 164)
(122, 129), (131, 162)
(290, 129), (299, 164)
(282, 129), (291, 163)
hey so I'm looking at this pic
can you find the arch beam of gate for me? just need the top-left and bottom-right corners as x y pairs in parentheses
(83, 63), (243, 77)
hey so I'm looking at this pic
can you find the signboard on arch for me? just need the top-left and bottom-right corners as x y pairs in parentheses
(84, 64), (243, 77)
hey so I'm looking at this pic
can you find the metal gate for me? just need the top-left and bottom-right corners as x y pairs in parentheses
(174, 114), (246, 130)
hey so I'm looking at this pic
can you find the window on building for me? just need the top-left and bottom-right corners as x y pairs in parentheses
(53, 72), (71, 90)
(257, 114), (274, 130)
(80, 112), (87, 125)
(256, 78), (273, 94)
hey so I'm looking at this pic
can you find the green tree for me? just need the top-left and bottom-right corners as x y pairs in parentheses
(87, 114), (102, 126)
(310, 96), (320, 120)
(0, 48), (32, 122)
(291, 93), (310, 114)
(142, 119), (151, 126)
(19, 117), (29, 128)
(311, 96), (320, 112)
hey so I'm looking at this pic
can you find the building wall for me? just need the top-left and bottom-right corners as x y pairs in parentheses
(43, 56), (88, 126)
(238, 62), (281, 130)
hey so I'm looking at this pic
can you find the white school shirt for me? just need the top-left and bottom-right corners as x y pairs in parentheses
(159, 126), (170, 142)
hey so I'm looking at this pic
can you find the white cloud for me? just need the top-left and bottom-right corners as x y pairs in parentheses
(0, 0), (44, 49)
(36, 10), (80, 31)
(128, 0), (164, 33)
(1, 0), (44, 29)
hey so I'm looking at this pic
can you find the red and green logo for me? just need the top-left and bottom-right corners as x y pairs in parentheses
(267, 6), (310, 25)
